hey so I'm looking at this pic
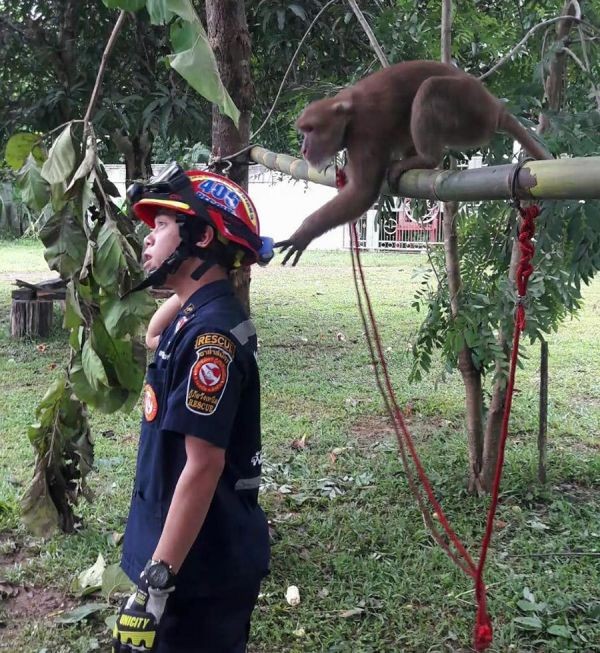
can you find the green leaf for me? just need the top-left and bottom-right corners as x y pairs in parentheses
(71, 357), (130, 413)
(165, 7), (240, 127)
(41, 125), (76, 186)
(55, 602), (110, 624)
(5, 132), (43, 170)
(546, 624), (572, 638)
(100, 292), (155, 339)
(105, 614), (118, 631)
(517, 599), (539, 612)
(91, 319), (145, 392)
(82, 340), (110, 391)
(39, 206), (88, 278)
(170, 18), (196, 53)
(102, 0), (145, 10)
(78, 553), (106, 591)
(93, 221), (126, 290)
(146, 0), (172, 24)
(513, 615), (543, 631)
(165, 0), (195, 21)
(16, 155), (50, 212)
(101, 564), (135, 599)
(67, 136), (96, 191)
(64, 282), (84, 331)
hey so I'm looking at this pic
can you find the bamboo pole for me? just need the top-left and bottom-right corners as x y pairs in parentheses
(249, 146), (600, 201)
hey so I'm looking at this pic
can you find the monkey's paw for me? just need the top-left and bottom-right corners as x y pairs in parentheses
(386, 161), (411, 188)
(274, 236), (308, 266)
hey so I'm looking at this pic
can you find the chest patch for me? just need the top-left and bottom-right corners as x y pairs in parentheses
(143, 384), (158, 422)
(186, 343), (233, 415)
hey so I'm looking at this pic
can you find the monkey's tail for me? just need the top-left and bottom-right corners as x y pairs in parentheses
(498, 111), (553, 160)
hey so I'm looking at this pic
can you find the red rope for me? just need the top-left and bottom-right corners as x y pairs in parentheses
(473, 203), (539, 650)
(338, 166), (540, 651)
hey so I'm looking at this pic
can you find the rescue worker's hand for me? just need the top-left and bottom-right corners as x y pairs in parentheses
(112, 561), (175, 652)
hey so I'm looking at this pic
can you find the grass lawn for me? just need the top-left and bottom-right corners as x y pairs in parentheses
(0, 239), (598, 653)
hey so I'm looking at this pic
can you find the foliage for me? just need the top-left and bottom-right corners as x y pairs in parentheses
(406, 1), (600, 393)
(410, 193), (600, 386)
(6, 123), (155, 534)
(0, 0), (230, 169)
(102, 0), (240, 126)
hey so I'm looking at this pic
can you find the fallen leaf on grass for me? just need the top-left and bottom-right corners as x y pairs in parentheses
(71, 553), (105, 596)
(107, 531), (123, 547)
(339, 607), (364, 619)
(55, 602), (110, 624)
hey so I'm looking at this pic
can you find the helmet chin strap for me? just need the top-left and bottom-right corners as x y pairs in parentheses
(121, 216), (222, 300)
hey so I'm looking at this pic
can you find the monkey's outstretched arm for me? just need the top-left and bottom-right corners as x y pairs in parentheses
(277, 166), (384, 266)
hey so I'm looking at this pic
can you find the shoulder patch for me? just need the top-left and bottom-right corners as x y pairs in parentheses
(143, 384), (158, 422)
(193, 332), (236, 356)
(186, 342), (233, 416)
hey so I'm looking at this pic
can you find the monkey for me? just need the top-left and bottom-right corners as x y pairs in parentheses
(276, 60), (551, 265)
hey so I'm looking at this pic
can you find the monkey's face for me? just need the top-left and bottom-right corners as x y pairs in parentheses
(296, 98), (352, 170)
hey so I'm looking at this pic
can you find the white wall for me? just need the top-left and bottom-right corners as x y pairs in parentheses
(104, 164), (346, 251)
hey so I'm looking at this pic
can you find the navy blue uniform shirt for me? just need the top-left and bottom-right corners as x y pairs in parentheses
(121, 279), (270, 597)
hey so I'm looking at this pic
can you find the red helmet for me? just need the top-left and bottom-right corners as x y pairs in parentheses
(129, 165), (264, 266)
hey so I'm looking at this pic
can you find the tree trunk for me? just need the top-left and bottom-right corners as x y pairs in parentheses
(538, 340), (548, 484)
(440, 0), (485, 492)
(444, 204), (485, 493)
(206, 0), (255, 315)
(481, 0), (577, 490)
(11, 297), (53, 338)
(481, 235), (519, 490)
(111, 129), (154, 183)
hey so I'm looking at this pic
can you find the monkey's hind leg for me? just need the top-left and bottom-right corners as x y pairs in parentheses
(411, 76), (500, 155)
(387, 153), (440, 187)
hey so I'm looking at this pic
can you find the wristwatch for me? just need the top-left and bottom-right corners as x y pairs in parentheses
(143, 559), (176, 590)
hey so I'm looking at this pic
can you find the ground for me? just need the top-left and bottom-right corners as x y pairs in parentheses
(0, 241), (599, 653)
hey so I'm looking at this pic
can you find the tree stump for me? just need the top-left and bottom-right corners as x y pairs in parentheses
(11, 289), (53, 338)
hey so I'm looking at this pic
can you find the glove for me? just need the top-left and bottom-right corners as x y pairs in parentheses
(112, 561), (175, 652)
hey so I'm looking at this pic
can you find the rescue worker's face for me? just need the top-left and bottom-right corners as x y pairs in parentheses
(143, 211), (181, 274)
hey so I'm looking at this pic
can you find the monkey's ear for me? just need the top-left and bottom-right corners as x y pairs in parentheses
(332, 100), (352, 114)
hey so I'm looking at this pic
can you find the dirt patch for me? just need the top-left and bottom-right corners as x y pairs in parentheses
(350, 415), (395, 445)
(1, 585), (72, 621)
(0, 534), (74, 642)
(554, 481), (600, 503)
(350, 414), (454, 446)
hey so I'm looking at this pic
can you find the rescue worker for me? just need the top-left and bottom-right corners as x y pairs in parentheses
(112, 163), (273, 653)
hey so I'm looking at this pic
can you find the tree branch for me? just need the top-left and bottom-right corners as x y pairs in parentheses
(479, 13), (584, 81)
(248, 0), (339, 141)
(346, 0), (389, 68)
(84, 11), (128, 124)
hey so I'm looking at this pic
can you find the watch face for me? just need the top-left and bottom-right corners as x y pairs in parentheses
(147, 562), (170, 588)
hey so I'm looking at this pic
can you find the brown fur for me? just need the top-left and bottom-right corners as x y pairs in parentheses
(277, 60), (550, 265)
